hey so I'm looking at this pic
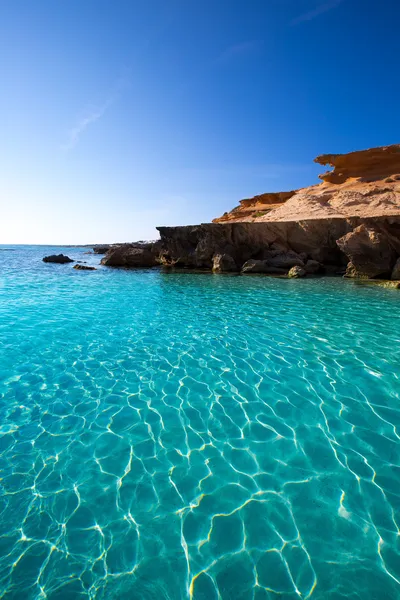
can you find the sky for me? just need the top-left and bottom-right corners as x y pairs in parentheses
(1, 0), (399, 244)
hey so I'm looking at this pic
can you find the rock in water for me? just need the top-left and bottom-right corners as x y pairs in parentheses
(288, 266), (306, 278)
(101, 242), (161, 267)
(73, 265), (96, 271)
(212, 254), (237, 272)
(43, 254), (73, 264)
(336, 224), (396, 278)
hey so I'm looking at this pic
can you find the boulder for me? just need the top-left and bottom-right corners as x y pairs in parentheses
(73, 265), (96, 271)
(212, 253), (237, 272)
(101, 242), (160, 267)
(337, 224), (396, 278)
(288, 266), (306, 278)
(266, 251), (304, 269)
(392, 257), (400, 280)
(43, 254), (73, 264)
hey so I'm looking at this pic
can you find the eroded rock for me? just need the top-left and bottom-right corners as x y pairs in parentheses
(337, 224), (396, 278)
(101, 242), (161, 267)
(212, 254), (237, 272)
(266, 251), (304, 269)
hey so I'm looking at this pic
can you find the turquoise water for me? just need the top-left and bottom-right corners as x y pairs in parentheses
(1, 246), (400, 600)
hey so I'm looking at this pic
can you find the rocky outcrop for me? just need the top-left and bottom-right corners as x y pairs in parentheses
(337, 224), (397, 278)
(92, 245), (111, 254)
(213, 145), (400, 224)
(157, 217), (400, 278)
(157, 220), (350, 270)
(43, 254), (73, 264)
(315, 145), (400, 184)
(101, 242), (161, 268)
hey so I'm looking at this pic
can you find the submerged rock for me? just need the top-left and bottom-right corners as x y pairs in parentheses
(288, 266), (306, 278)
(212, 253), (238, 272)
(73, 264), (96, 271)
(43, 254), (73, 264)
(337, 224), (396, 278)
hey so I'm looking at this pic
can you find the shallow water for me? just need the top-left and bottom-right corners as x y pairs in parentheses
(1, 245), (400, 599)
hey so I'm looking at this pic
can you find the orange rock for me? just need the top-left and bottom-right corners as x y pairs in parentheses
(213, 145), (400, 223)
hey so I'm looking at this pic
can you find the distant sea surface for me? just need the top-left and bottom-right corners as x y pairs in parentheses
(1, 245), (400, 599)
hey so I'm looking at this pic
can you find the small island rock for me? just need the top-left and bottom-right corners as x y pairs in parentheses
(73, 264), (96, 271)
(43, 254), (73, 264)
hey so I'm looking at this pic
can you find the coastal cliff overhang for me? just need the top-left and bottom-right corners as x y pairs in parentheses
(212, 144), (400, 223)
(315, 144), (400, 184)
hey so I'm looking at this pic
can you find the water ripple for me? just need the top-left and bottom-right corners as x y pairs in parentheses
(0, 246), (400, 599)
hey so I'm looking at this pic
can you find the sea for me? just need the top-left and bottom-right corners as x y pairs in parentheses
(1, 245), (400, 599)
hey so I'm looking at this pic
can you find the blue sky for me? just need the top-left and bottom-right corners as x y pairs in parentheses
(1, 0), (399, 244)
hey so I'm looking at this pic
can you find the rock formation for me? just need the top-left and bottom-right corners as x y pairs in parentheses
(43, 254), (73, 264)
(213, 144), (400, 224)
(155, 145), (400, 281)
(73, 264), (96, 271)
(92, 245), (111, 254)
(214, 192), (295, 223)
(101, 242), (161, 268)
(212, 254), (237, 272)
(337, 224), (397, 278)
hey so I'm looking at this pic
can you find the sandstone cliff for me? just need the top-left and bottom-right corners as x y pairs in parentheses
(158, 145), (400, 280)
(213, 145), (400, 223)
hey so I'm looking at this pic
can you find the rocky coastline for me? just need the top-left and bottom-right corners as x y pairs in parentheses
(75, 144), (400, 287)
(153, 144), (400, 284)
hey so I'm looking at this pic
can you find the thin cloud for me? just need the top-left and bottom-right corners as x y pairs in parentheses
(291, 0), (343, 25)
(62, 73), (130, 150)
(214, 40), (263, 65)
(62, 104), (109, 151)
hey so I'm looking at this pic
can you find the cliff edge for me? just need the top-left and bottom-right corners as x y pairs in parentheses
(213, 144), (400, 223)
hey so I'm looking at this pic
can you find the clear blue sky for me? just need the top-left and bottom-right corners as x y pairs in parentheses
(1, 0), (399, 244)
